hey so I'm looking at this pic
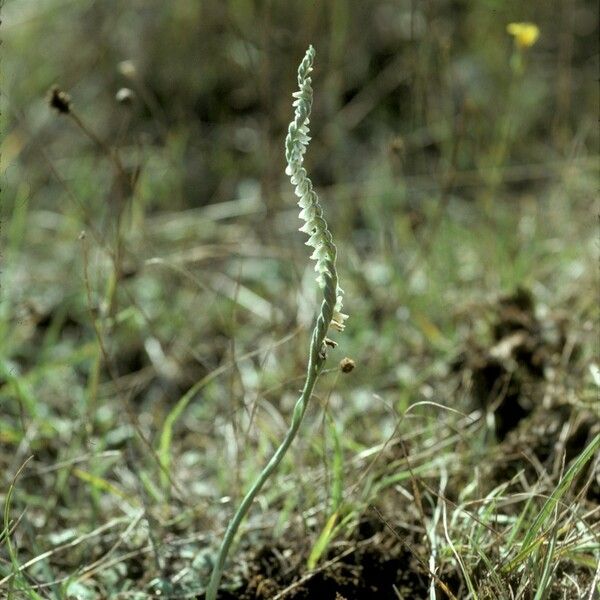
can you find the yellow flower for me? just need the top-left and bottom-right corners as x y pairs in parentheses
(507, 22), (540, 49)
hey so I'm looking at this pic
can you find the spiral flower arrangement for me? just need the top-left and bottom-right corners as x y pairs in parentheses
(285, 45), (347, 333)
(205, 46), (346, 600)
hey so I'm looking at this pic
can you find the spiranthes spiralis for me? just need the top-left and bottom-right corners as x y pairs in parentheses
(204, 45), (347, 600)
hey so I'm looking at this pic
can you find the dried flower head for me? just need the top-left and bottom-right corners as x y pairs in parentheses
(48, 85), (72, 114)
(340, 357), (355, 373)
(118, 60), (137, 78)
(115, 87), (135, 105)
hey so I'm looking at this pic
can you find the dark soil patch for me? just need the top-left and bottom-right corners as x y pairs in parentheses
(243, 544), (425, 599)
(453, 287), (598, 499)
(454, 286), (572, 440)
(203, 517), (441, 600)
(211, 542), (429, 600)
(489, 403), (600, 502)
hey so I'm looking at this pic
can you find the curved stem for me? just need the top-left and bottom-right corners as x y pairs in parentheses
(205, 297), (333, 600)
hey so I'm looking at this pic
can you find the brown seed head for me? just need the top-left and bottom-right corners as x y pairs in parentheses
(340, 357), (355, 373)
(48, 85), (72, 114)
(115, 87), (135, 105)
(118, 60), (137, 79)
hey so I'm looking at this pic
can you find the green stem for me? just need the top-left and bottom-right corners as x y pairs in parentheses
(205, 294), (335, 600)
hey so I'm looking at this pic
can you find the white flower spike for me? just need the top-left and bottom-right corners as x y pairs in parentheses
(284, 45), (347, 332)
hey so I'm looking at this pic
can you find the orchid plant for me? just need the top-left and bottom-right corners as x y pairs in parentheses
(205, 45), (346, 600)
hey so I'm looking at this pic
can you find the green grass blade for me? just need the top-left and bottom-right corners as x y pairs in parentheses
(503, 433), (600, 573)
(307, 511), (339, 570)
(533, 528), (558, 600)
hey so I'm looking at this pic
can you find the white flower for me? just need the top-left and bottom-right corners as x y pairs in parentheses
(284, 46), (346, 331)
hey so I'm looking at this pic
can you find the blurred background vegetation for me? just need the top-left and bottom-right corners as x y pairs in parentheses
(1, 0), (598, 597)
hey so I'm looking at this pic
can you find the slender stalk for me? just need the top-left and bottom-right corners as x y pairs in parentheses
(205, 45), (345, 600)
(205, 294), (334, 599)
